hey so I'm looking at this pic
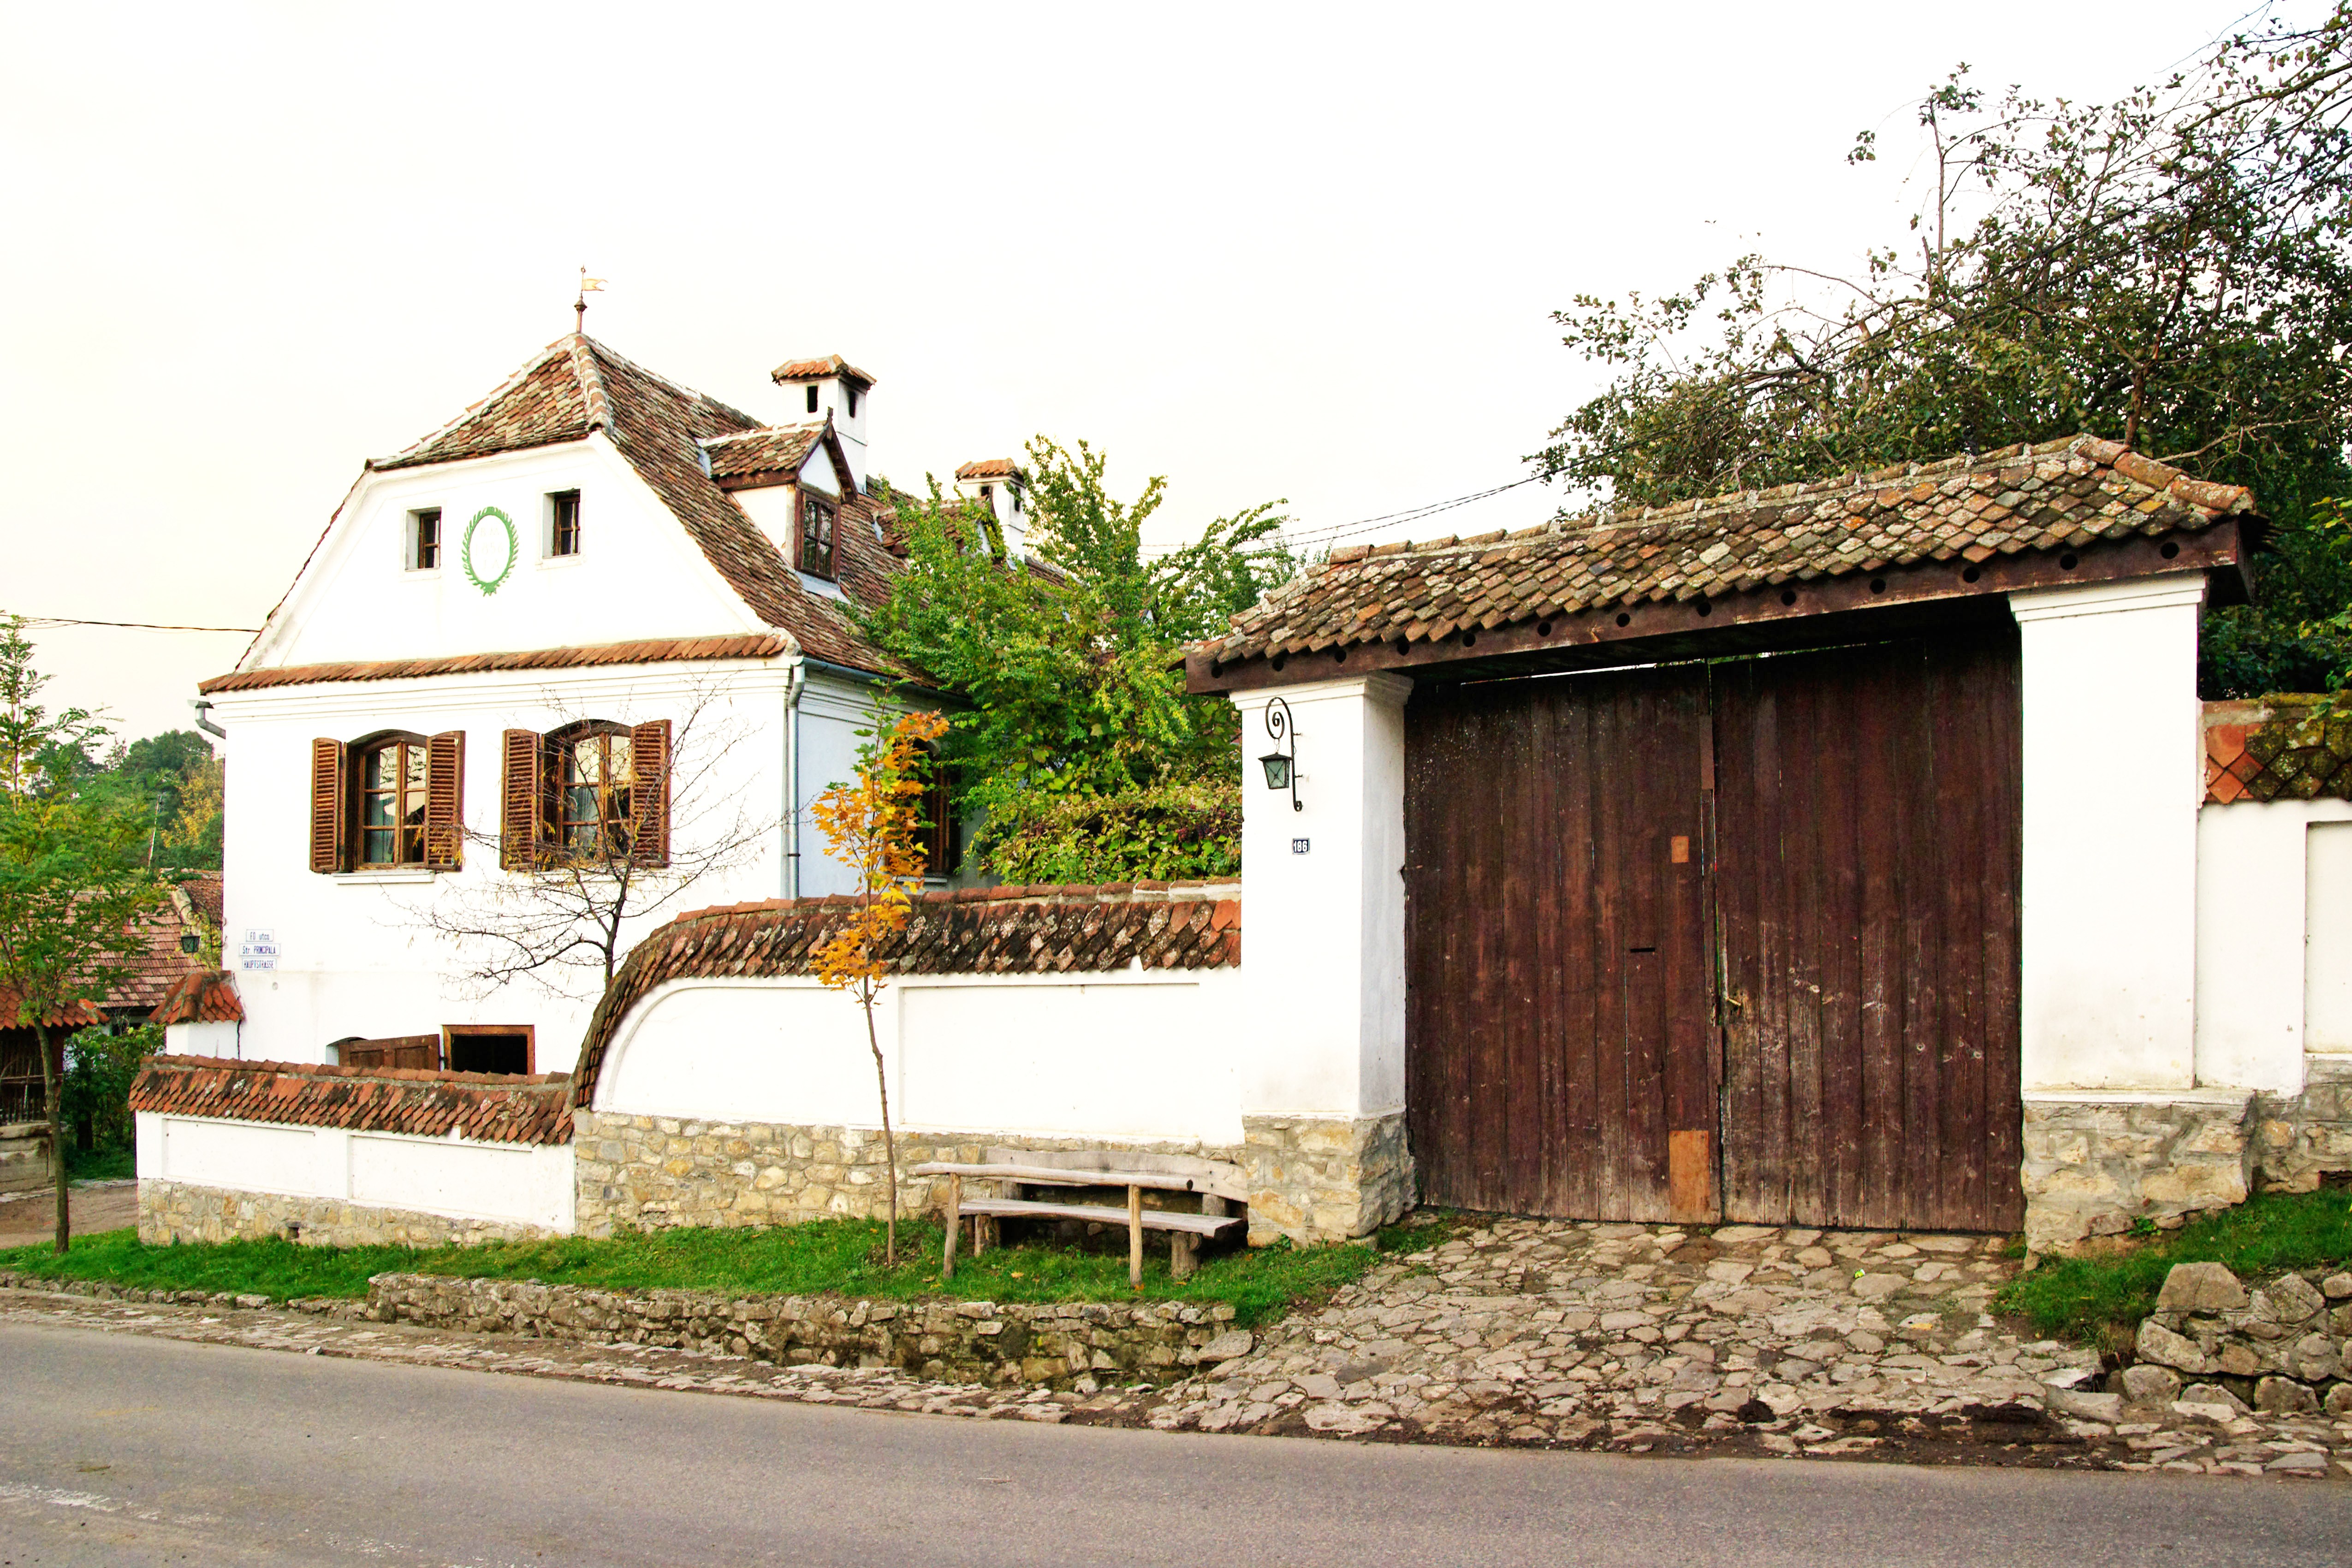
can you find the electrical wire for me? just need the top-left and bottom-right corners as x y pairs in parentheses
(1140, 475), (1546, 558)
(11, 616), (261, 633)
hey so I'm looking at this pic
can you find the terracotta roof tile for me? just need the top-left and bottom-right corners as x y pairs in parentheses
(1197, 436), (2257, 666)
(771, 355), (876, 387)
(954, 458), (1018, 481)
(703, 423), (827, 487)
(566, 882), (1241, 1107)
(200, 634), (791, 694)
(0, 986), (103, 1030)
(152, 970), (244, 1026)
(2203, 697), (2351, 803)
(129, 1056), (572, 1145)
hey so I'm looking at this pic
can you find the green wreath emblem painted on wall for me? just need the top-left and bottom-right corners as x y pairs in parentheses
(462, 506), (519, 595)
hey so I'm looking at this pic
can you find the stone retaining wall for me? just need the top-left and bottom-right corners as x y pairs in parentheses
(2019, 1094), (2256, 1251)
(365, 1271), (1248, 1389)
(137, 1179), (559, 1248)
(2256, 1058), (2352, 1194)
(1241, 1113), (1412, 1245)
(2127, 1261), (2352, 1418)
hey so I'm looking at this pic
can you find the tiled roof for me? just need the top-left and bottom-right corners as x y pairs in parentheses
(106, 906), (207, 1014)
(201, 634), (790, 694)
(2204, 697), (2352, 803)
(180, 872), (224, 927)
(227, 335), (908, 683)
(954, 458), (1018, 481)
(704, 423), (827, 487)
(129, 1056), (574, 1145)
(567, 882), (1241, 1107)
(1194, 435), (2258, 666)
(772, 355), (875, 387)
(0, 986), (103, 1030)
(152, 970), (244, 1026)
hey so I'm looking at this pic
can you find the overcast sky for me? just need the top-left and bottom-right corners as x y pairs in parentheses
(0, 0), (2261, 743)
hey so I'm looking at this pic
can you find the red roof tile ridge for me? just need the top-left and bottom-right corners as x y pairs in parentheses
(568, 333), (615, 432)
(584, 336), (763, 428)
(772, 355), (877, 386)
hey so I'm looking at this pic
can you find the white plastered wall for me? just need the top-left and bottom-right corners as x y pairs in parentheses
(594, 970), (1247, 1146)
(134, 1111), (573, 1232)
(2194, 799), (2352, 1092)
(1228, 674), (1411, 1122)
(163, 1020), (241, 1059)
(2012, 576), (2207, 1090)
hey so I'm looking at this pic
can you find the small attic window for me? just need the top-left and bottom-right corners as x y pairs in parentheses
(408, 508), (441, 571)
(979, 484), (994, 508)
(846, 386), (860, 418)
(800, 493), (837, 580)
(549, 490), (581, 557)
(806, 385), (820, 416)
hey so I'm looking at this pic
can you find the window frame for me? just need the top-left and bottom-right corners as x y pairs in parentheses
(543, 721), (635, 863)
(799, 491), (837, 580)
(408, 507), (442, 571)
(353, 732), (432, 868)
(441, 1023), (536, 1076)
(548, 489), (582, 558)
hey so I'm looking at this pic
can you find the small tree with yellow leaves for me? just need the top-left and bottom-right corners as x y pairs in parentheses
(809, 707), (950, 1265)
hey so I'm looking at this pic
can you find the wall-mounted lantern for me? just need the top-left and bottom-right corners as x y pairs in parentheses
(1259, 695), (1301, 813)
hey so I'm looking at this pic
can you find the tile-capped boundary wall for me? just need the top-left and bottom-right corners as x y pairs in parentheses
(2204, 696), (2352, 804)
(2021, 1072), (2352, 1252)
(1242, 1113), (1412, 1245)
(366, 1271), (1246, 1389)
(137, 1178), (560, 1248)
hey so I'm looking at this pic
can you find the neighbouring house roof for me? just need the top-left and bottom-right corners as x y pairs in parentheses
(566, 882), (1242, 1109)
(180, 871), (224, 927)
(771, 355), (876, 387)
(106, 906), (209, 1015)
(200, 633), (791, 694)
(224, 334), (910, 685)
(128, 1056), (574, 1146)
(0, 987), (104, 1031)
(954, 458), (1018, 481)
(152, 970), (244, 1026)
(702, 422), (829, 488)
(1190, 435), (2260, 675)
(2204, 697), (2351, 803)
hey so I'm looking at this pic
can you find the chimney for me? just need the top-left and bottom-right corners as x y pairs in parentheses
(770, 355), (873, 489)
(953, 459), (1027, 562)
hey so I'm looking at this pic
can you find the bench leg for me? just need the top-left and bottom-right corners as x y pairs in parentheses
(972, 1213), (987, 1257)
(1170, 1231), (1198, 1280)
(1128, 1184), (1143, 1289)
(941, 1174), (961, 1280)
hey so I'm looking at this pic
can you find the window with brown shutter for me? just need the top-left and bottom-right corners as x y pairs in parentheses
(629, 719), (671, 867)
(425, 731), (465, 869)
(500, 729), (542, 870)
(309, 738), (348, 873)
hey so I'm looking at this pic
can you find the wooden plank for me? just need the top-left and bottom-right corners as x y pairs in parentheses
(1668, 1128), (1713, 1220)
(949, 1197), (1243, 1236)
(1850, 645), (1907, 1229)
(1555, 683), (1599, 1220)
(910, 1162), (1244, 1200)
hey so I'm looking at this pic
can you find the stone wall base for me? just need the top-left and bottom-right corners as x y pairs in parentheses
(366, 1271), (1245, 1390)
(573, 1109), (1414, 1248)
(2024, 1067), (2352, 1251)
(1241, 1112), (1413, 1245)
(0, 1123), (51, 1196)
(137, 1180), (559, 1248)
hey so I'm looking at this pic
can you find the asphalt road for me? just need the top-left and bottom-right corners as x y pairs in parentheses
(0, 1323), (2343, 1568)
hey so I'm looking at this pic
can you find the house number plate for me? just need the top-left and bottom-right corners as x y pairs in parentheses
(1292, 838), (1310, 855)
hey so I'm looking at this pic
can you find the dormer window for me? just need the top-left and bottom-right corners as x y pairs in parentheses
(979, 484), (994, 508)
(408, 508), (441, 570)
(549, 490), (581, 557)
(800, 493), (836, 579)
(806, 385), (820, 415)
(846, 386), (860, 418)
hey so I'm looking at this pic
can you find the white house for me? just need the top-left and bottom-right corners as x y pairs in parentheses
(188, 334), (1001, 1070)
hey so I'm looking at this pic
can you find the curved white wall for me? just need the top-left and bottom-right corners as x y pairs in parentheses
(596, 971), (1247, 1146)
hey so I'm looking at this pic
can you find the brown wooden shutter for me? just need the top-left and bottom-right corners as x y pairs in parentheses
(630, 719), (671, 867)
(308, 738), (347, 873)
(425, 731), (465, 869)
(500, 729), (541, 870)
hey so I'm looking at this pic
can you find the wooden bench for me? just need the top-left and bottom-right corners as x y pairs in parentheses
(909, 1148), (1248, 1286)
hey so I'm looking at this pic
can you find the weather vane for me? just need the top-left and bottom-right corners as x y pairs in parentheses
(575, 266), (607, 332)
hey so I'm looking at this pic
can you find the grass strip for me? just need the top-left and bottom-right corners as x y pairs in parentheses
(0, 1210), (1472, 1330)
(1996, 1188), (2352, 1351)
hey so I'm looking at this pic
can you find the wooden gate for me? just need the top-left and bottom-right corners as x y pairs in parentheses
(1402, 628), (2023, 1232)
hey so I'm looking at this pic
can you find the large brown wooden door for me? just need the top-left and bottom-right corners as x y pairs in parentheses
(1402, 627), (2024, 1232)
(1403, 667), (1716, 1222)
(1711, 630), (2024, 1232)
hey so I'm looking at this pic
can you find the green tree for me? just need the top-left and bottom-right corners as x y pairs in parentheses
(858, 440), (1292, 879)
(1536, 10), (2352, 696)
(0, 616), (162, 1252)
